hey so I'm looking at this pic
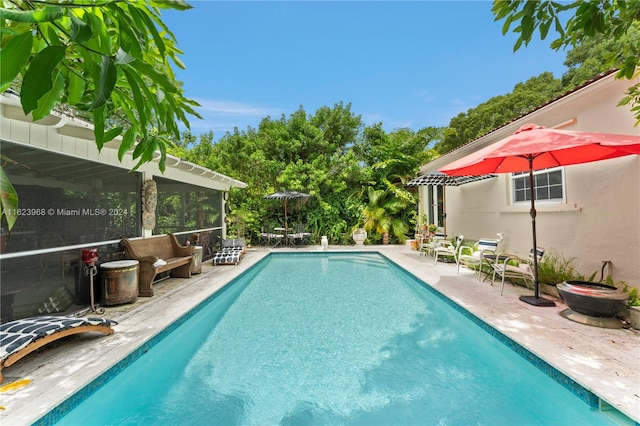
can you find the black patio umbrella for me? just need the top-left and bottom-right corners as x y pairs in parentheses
(264, 190), (311, 244)
(406, 172), (496, 236)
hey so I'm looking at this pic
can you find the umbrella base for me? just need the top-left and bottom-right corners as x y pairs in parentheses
(519, 295), (555, 307)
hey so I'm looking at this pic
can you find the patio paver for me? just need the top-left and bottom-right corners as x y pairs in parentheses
(1, 245), (638, 424)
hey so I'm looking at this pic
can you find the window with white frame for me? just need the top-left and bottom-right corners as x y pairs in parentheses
(511, 167), (564, 203)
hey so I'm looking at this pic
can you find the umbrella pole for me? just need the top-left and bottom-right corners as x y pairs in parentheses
(519, 158), (555, 307)
(443, 188), (447, 237)
(284, 199), (288, 245)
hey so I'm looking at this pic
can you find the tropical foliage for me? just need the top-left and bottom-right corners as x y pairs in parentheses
(174, 103), (439, 244)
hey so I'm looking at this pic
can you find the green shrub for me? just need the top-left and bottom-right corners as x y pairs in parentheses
(537, 251), (579, 285)
(627, 287), (640, 307)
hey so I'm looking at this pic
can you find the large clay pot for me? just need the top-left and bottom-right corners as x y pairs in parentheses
(557, 280), (628, 318)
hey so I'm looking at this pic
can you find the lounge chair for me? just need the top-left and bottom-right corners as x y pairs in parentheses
(211, 238), (246, 265)
(433, 235), (464, 265)
(491, 247), (545, 295)
(0, 315), (117, 383)
(457, 233), (503, 280)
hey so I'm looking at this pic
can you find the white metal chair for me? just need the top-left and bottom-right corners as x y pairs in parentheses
(260, 227), (284, 247)
(419, 232), (446, 257)
(457, 233), (503, 280)
(433, 235), (464, 265)
(288, 224), (312, 245)
(491, 247), (545, 295)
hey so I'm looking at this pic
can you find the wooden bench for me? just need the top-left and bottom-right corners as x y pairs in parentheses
(120, 234), (194, 297)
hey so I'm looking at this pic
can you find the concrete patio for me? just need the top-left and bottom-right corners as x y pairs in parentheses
(1, 244), (638, 425)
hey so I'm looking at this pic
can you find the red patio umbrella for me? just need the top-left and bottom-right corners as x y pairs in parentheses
(439, 124), (640, 307)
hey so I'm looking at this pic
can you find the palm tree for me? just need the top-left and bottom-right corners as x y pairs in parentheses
(362, 186), (411, 244)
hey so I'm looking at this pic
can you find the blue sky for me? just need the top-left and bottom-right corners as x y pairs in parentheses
(162, 1), (569, 139)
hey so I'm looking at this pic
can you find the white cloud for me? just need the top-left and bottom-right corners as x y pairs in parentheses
(414, 90), (435, 103)
(195, 99), (280, 117)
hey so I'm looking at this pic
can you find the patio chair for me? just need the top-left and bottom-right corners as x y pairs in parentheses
(419, 232), (447, 257)
(287, 224), (312, 245)
(259, 227), (284, 247)
(433, 235), (464, 265)
(491, 247), (545, 295)
(457, 233), (503, 280)
(0, 315), (117, 383)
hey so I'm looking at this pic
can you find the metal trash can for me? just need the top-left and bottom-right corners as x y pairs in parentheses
(101, 260), (139, 305)
(191, 246), (203, 274)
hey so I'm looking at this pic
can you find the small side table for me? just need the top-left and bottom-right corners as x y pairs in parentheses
(101, 260), (139, 305)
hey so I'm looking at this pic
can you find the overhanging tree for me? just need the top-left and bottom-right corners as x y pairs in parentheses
(492, 0), (640, 124)
(0, 0), (200, 231)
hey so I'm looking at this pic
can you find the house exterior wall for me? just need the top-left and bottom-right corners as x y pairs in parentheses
(419, 73), (640, 285)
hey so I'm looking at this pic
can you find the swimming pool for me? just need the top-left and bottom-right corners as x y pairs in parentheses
(49, 252), (614, 425)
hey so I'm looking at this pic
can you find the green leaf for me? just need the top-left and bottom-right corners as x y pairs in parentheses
(130, 59), (177, 93)
(150, 0), (193, 11)
(0, 166), (18, 232)
(118, 128), (138, 161)
(121, 67), (148, 129)
(115, 48), (136, 65)
(131, 141), (146, 160)
(69, 12), (92, 43)
(158, 139), (167, 173)
(31, 72), (65, 121)
(128, 6), (165, 57)
(90, 55), (117, 110)
(0, 31), (33, 90)
(104, 126), (123, 143)
(84, 11), (112, 54)
(142, 135), (159, 163)
(0, 6), (64, 23)
(109, 4), (143, 58)
(131, 135), (159, 171)
(93, 105), (106, 150)
(540, 19), (552, 40)
(66, 71), (86, 105)
(21, 45), (66, 115)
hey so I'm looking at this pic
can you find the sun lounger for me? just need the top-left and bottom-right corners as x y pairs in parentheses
(211, 238), (246, 266)
(0, 315), (117, 383)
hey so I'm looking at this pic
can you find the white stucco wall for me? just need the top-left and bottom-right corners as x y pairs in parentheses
(422, 73), (640, 285)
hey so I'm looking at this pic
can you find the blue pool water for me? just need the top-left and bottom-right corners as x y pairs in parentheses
(54, 253), (614, 425)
